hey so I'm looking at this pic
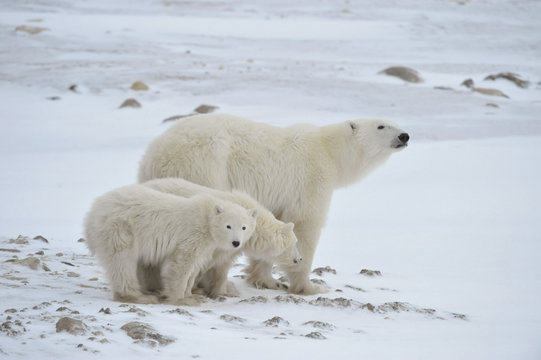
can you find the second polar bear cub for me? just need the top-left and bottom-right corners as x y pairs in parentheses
(141, 178), (303, 297)
(84, 184), (257, 304)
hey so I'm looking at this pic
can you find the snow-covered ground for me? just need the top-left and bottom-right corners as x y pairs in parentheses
(1, 0), (540, 358)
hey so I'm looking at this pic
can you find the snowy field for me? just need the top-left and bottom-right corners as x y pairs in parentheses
(1, 0), (540, 359)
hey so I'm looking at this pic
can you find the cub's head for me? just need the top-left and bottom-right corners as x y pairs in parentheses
(348, 118), (409, 154)
(274, 222), (303, 266)
(209, 201), (257, 250)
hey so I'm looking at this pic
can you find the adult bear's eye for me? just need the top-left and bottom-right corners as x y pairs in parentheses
(378, 125), (385, 130)
(226, 225), (231, 229)
(242, 226), (246, 230)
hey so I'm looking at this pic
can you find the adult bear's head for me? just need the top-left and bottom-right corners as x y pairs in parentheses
(348, 118), (409, 154)
(332, 118), (409, 187)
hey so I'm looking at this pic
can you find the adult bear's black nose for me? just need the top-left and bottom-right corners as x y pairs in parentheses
(232, 241), (240, 248)
(399, 133), (409, 143)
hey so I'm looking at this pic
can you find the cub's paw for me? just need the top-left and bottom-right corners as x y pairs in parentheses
(224, 281), (240, 297)
(173, 296), (203, 307)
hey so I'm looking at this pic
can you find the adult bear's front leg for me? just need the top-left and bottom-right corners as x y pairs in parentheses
(284, 221), (329, 295)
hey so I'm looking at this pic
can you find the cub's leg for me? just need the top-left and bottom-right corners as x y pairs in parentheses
(244, 259), (285, 290)
(201, 259), (238, 297)
(161, 250), (194, 305)
(107, 247), (159, 304)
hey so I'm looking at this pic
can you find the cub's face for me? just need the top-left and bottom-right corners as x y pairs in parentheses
(350, 119), (409, 154)
(275, 222), (303, 266)
(210, 203), (257, 250)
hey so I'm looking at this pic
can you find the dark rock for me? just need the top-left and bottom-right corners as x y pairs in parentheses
(263, 316), (289, 327)
(360, 269), (382, 276)
(485, 103), (499, 108)
(434, 86), (454, 91)
(99, 308), (111, 315)
(484, 72), (529, 88)
(310, 278), (327, 286)
(162, 114), (191, 123)
(9, 235), (29, 245)
(119, 98), (141, 108)
(16, 257), (40, 270)
(164, 308), (193, 317)
(303, 320), (335, 330)
(312, 266), (336, 276)
(0, 248), (20, 253)
(56, 317), (88, 335)
(131, 81), (149, 91)
(1, 320), (26, 337)
(472, 87), (509, 98)
(194, 104), (218, 114)
(273, 295), (306, 305)
(33, 235), (49, 243)
(119, 304), (149, 317)
(304, 331), (326, 340)
(15, 25), (49, 34)
(380, 66), (423, 83)
(309, 297), (361, 308)
(461, 79), (474, 88)
(219, 314), (246, 323)
(68, 85), (78, 92)
(121, 321), (175, 346)
(32, 302), (51, 310)
(61, 261), (75, 267)
(451, 313), (468, 321)
(345, 285), (367, 292)
(239, 296), (268, 304)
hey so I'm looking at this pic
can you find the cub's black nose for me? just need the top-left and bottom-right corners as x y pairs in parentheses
(399, 133), (409, 142)
(232, 241), (240, 248)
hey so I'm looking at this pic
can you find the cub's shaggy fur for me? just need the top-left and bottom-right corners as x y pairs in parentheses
(141, 178), (302, 297)
(84, 184), (256, 304)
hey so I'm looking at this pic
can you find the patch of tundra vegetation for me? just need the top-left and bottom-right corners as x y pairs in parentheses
(270, 295), (467, 320)
(263, 316), (290, 327)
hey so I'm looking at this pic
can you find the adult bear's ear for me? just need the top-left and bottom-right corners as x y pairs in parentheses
(348, 121), (357, 133)
(248, 208), (258, 218)
(214, 205), (224, 215)
(282, 222), (295, 235)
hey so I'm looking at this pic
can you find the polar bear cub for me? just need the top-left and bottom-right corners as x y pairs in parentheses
(84, 184), (257, 304)
(141, 178), (303, 297)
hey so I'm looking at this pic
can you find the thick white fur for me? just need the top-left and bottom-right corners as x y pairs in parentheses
(84, 184), (256, 304)
(138, 114), (407, 295)
(141, 178), (302, 297)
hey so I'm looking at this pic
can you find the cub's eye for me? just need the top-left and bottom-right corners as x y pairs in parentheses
(377, 125), (385, 130)
(242, 226), (246, 231)
(226, 225), (231, 229)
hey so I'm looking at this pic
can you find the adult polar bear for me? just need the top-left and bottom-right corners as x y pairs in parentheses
(138, 114), (409, 295)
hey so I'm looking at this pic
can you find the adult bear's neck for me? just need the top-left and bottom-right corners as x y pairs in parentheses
(320, 122), (369, 189)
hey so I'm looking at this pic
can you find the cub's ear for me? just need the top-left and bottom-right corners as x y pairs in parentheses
(214, 205), (224, 215)
(281, 222), (295, 235)
(248, 208), (258, 218)
(348, 121), (357, 133)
